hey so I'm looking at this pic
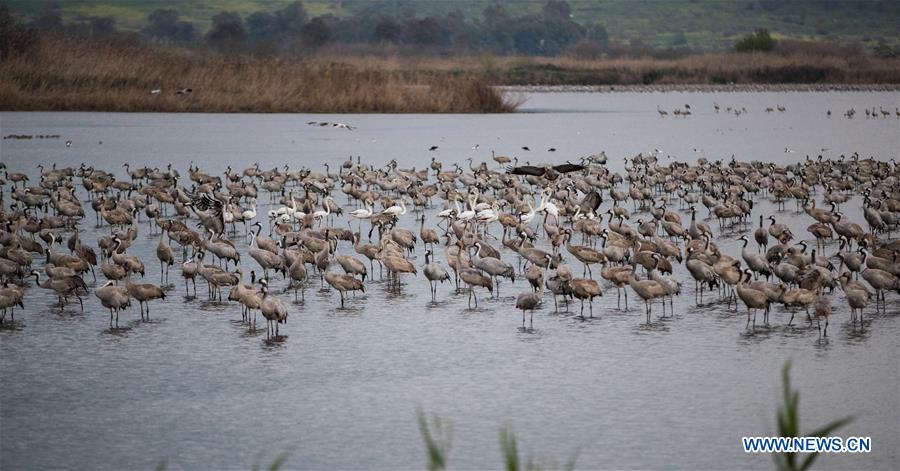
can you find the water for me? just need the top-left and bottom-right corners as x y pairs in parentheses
(1, 92), (898, 470)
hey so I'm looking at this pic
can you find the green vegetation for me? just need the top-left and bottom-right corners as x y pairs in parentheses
(735, 28), (777, 53)
(418, 407), (452, 471)
(775, 362), (852, 471)
(4, 0), (899, 53)
(416, 410), (578, 471)
(145, 367), (851, 471)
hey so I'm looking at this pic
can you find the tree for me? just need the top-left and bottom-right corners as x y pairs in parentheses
(481, 4), (513, 54)
(542, 0), (572, 20)
(301, 16), (332, 48)
(512, 17), (547, 55)
(406, 17), (443, 48)
(174, 21), (195, 44)
(274, 1), (307, 41)
(145, 9), (195, 44)
(0, 4), (38, 59)
(734, 28), (777, 52)
(206, 11), (246, 51)
(89, 16), (116, 39)
(32, 3), (62, 31)
(245, 11), (276, 43)
(585, 22), (609, 44)
(373, 17), (402, 43)
(146, 9), (178, 38)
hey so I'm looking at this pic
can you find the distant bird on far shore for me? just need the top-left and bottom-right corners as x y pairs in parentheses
(522, 146), (530, 151)
(548, 148), (556, 152)
(65, 140), (72, 147)
(306, 121), (355, 130)
(150, 88), (162, 95)
(429, 145), (439, 151)
(785, 147), (796, 153)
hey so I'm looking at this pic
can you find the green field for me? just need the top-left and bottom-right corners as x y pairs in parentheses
(7, 0), (900, 49)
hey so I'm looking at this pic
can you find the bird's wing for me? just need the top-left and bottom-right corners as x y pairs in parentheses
(552, 163), (585, 173)
(506, 165), (545, 176)
(579, 191), (602, 213)
(191, 192), (223, 216)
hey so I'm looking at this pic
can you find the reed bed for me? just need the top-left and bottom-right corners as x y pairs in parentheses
(2, 35), (898, 113)
(0, 37), (519, 113)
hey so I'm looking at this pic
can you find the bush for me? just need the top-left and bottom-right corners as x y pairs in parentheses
(734, 28), (777, 53)
(0, 4), (38, 59)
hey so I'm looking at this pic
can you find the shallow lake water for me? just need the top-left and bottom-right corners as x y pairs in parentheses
(1, 91), (898, 470)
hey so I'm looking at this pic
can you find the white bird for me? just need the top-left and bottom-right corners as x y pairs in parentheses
(150, 88), (162, 95)
(520, 202), (536, 224)
(383, 199), (407, 217)
(350, 201), (374, 220)
(312, 196), (333, 225)
(456, 199), (475, 223)
(476, 204), (499, 223)
(437, 206), (456, 219)
(241, 199), (257, 221)
(785, 147), (796, 153)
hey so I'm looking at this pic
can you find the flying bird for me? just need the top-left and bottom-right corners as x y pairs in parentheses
(506, 162), (584, 176)
(429, 146), (439, 151)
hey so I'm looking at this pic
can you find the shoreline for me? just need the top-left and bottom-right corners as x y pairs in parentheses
(498, 83), (900, 93)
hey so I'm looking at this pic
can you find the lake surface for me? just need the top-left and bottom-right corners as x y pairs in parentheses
(1, 92), (898, 470)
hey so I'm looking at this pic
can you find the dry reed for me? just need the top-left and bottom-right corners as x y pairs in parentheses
(0, 36), (519, 113)
(2, 35), (897, 113)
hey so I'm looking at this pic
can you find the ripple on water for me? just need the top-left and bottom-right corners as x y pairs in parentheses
(1, 97), (899, 470)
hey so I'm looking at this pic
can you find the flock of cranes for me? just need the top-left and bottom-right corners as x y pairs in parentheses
(657, 102), (900, 120)
(0, 150), (898, 340)
(834, 106), (900, 119)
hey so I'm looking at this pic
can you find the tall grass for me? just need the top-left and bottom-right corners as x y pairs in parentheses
(3, 34), (896, 113)
(775, 362), (852, 471)
(417, 407), (453, 471)
(0, 35), (519, 113)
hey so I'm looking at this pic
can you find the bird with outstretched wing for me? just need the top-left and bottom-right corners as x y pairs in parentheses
(507, 162), (585, 175)
(191, 192), (223, 215)
(552, 163), (585, 173)
(189, 192), (226, 237)
(506, 165), (546, 176)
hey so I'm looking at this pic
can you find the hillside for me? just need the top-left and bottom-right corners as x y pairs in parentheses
(6, 0), (900, 50)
